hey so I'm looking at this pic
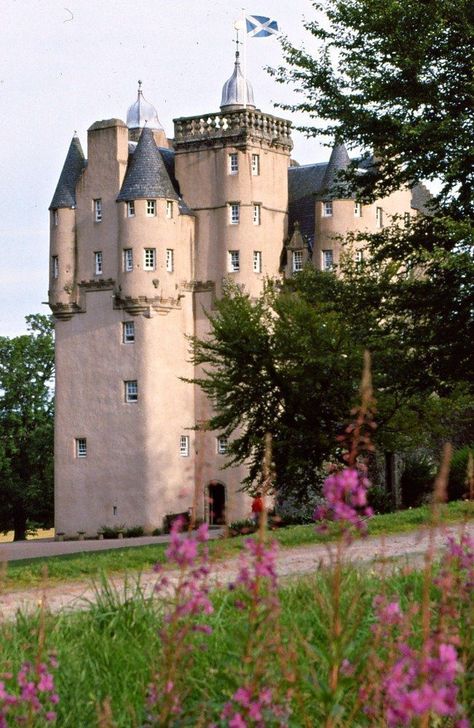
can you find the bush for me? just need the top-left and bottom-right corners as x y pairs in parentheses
(99, 525), (125, 539)
(448, 445), (473, 501)
(367, 484), (395, 514)
(123, 526), (144, 538)
(400, 454), (436, 508)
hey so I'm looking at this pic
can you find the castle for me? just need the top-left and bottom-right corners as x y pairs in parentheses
(49, 55), (426, 535)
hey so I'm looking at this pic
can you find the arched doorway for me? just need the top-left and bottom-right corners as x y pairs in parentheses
(207, 482), (226, 525)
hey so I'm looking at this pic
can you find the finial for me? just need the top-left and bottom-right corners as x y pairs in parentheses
(138, 80), (142, 95)
(232, 23), (242, 60)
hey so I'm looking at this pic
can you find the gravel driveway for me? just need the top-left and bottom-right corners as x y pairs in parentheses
(0, 522), (472, 623)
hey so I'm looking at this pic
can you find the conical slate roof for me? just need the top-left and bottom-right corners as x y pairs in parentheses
(319, 142), (351, 198)
(117, 127), (179, 201)
(49, 136), (86, 209)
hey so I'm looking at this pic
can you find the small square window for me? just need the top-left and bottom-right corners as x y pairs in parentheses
(217, 435), (228, 454)
(52, 210), (59, 226)
(52, 256), (59, 279)
(229, 203), (240, 225)
(123, 248), (133, 272)
(229, 153), (239, 175)
(166, 200), (174, 219)
(228, 250), (240, 272)
(123, 321), (135, 343)
(127, 201), (135, 217)
(292, 250), (303, 273)
(166, 249), (174, 272)
(322, 201), (333, 217)
(322, 249), (334, 271)
(94, 199), (102, 222)
(354, 202), (362, 217)
(146, 200), (156, 217)
(95, 251), (103, 275)
(376, 206), (383, 228)
(76, 438), (87, 458)
(253, 204), (261, 225)
(253, 251), (262, 273)
(180, 435), (190, 457)
(125, 380), (138, 402)
(144, 248), (156, 271)
(251, 154), (260, 176)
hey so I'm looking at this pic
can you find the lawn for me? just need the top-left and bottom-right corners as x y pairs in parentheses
(0, 500), (471, 590)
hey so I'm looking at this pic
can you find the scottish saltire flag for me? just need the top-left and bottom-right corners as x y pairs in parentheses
(246, 15), (279, 37)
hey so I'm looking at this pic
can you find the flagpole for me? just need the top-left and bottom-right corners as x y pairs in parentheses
(242, 7), (247, 108)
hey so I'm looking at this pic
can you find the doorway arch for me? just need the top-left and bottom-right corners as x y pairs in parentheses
(207, 481), (226, 525)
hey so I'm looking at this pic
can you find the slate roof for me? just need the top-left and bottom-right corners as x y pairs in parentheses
(288, 162), (326, 247)
(117, 127), (179, 202)
(411, 182), (432, 215)
(319, 142), (351, 199)
(49, 136), (86, 209)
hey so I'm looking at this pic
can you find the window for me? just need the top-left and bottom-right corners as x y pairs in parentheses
(94, 251), (103, 275)
(52, 210), (58, 226)
(144, 248), (156, 271)
(229, 203), (240, 225)
(322, 201), (333, 217)
(75, 438), (87, 458)
(94, 199), (102, 222)
(228, 250), (240, 272)
(127, 201), (135, 217)
(123, 248), (133, 272)
(217, 435), (228, 454)
(166, 200), (174, 219)
(292, 250), (303, 273)
(355, 250), (364, 264)
(322, 249), (334, 271)
(146, 199), (156, 216)
(376, 206), (383, 228)
(166, 249), (174, 272)
(253, 204), (261, 225)
(125, 380), (138, 402)
(180, 435), (190, 457)
(404, 212), (411, 227)
(253, 250), (262, 273)
(122, 321), (135, 343)
(52, 256), (59, 279)
(229, 153), (239, 174)
(354, 202), (362, 217)
(251, 154), (260, 176)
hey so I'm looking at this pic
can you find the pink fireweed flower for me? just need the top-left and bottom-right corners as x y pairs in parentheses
(0, 658), (59, 725)
(314, 467), (373, 535)
(221, 685), (290, 727)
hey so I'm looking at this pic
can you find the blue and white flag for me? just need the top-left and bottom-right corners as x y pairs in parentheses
(246, 15), (279, 37)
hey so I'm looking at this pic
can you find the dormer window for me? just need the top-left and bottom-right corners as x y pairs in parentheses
(146, 200), (156, 217)
(292, 250), (303, 273)
(127, 201), (135, 217)
(322, 201), (333, 217)
(229, 153), (239, 175)
(94, 199), (102, 222)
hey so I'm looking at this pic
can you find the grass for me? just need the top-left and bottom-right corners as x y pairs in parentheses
(1, 559), (470, 727)
(0, 500), (471, 590)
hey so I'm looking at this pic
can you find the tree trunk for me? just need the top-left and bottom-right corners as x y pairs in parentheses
(13, 505), (27, 541)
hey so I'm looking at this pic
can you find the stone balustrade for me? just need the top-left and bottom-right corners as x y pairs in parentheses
(173, 109), (293, 150)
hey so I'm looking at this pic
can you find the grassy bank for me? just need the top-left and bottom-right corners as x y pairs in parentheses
(0, 500), (471, 590)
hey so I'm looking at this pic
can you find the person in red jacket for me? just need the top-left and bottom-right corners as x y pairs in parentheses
(251, 492), (264, 526)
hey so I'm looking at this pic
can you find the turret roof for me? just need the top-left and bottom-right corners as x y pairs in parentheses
(49, 135), (86, 209)
(117, 127), (179, 201)
(319, 142), (351, 198)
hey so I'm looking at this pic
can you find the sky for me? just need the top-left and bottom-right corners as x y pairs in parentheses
(0, 0), (329, 337)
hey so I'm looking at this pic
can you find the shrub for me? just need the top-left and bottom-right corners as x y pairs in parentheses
(124, 525), (144, 538)
(367, 484), (395, 514)
(448, 445), (473, 501)
(99, 524), (125, 539)
(400, 454), (436, 508)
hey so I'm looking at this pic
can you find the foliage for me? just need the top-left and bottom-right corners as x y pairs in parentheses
(400, 453), (436, 508)
(273, 0), (474, 219)
(0, 314), (55, 541)
(448, 445), (474, 501)
(189, 278), (364, 498)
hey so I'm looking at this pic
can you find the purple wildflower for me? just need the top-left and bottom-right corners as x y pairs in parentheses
(314, 467), (373, 535)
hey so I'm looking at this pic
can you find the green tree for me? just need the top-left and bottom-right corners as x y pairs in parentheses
(274, 0), (474, 219)
(0, 315), (54, 541)
(190, 279), (363, 499)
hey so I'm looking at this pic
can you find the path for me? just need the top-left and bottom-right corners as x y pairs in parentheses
(0, 522), (472, 622)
